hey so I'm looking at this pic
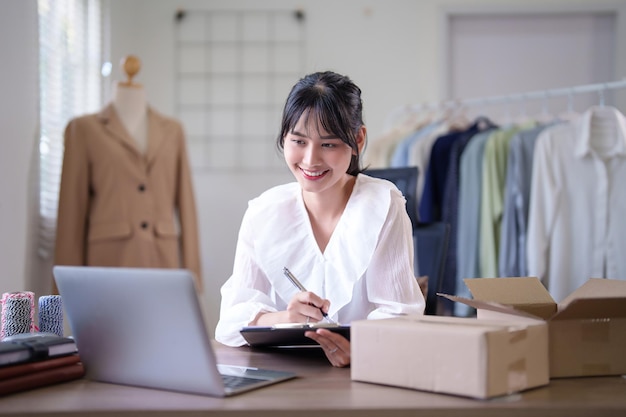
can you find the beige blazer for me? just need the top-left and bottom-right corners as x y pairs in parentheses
(53, 104), (202, 292)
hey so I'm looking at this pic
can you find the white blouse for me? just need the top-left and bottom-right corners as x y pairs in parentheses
(215, 174), (425, 346)
(527, 106), (626, 302)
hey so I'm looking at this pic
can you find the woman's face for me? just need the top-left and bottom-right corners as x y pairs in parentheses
(283, 112), (355, 196)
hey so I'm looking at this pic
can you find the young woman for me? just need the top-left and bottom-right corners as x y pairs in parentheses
(215, 71), (425, 367)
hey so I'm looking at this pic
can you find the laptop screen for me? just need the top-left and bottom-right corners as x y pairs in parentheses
(53, 266), (295, 396)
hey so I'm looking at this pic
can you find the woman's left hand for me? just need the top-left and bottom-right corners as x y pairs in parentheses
(304, 328), (350, 367)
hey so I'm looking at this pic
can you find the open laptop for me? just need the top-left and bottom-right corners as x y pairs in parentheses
(53, 265), (296, 397)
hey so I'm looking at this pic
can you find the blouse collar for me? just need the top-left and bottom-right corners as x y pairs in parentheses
(252, 174), (393, 316)
(574, 106), (626, 159)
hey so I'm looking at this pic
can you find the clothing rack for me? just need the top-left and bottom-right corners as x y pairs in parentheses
(386, 78), (626, 129)
(457, 78), (626, 108)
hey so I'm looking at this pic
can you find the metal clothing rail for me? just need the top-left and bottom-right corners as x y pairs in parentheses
(458, 78), (626, 108)
(386, 78), (626, 128)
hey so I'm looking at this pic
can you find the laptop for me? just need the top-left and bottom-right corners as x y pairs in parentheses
(53, 265), (296, 397)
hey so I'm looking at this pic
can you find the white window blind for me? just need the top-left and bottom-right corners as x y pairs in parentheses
(37, 0), (103, 259)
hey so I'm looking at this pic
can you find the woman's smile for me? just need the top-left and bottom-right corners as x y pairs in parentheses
(300, 167), (330, 180)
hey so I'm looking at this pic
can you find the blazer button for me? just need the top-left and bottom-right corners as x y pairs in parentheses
(138, 184), (146, 192)
(140, 221), (149, 229)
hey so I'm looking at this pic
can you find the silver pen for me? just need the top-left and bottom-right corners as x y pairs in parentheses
(283, 267), (337, 324)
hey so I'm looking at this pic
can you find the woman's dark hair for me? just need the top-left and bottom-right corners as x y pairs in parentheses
(276, 71), (365, 176)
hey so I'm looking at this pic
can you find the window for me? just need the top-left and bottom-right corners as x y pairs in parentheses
(37, 0), (104, 259)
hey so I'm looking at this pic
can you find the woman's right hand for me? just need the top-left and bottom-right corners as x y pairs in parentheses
(286, 291), (331, 323)
(251, 291), (331, 326)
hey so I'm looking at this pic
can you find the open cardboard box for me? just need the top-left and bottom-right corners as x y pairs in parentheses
(351, 315), (548, 399)
(440, 277), (626, 378)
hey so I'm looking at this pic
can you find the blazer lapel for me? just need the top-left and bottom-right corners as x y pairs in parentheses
(98, 104), (142, 157)
(145, 107), (166, 167)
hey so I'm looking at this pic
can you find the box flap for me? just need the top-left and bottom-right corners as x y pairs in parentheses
(464, 277), (555, 304)
(463, 277), (557, 320)
(438, 293), (539, 320)
(559, 278), (626, 306)
(552, 297), (626, 320)
(399, 313), (538, 329)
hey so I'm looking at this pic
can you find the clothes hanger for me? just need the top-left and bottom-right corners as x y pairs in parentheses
(557, 89), (580, 122)
(599, 85), (606, 107)
(590, 84), (619, 118)
(407, 103), (431, 131)
(443, 99), (470, 131)
(534, 91), (554, 124)
(513, 94), (533, 126)
(588, 84), (621, 156)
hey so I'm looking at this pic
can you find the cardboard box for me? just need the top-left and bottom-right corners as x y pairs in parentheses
(351, 315), (548, 399)
(441, 277), (626, 378)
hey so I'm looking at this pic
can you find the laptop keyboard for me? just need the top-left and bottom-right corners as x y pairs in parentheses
(221, 374), (264, 390)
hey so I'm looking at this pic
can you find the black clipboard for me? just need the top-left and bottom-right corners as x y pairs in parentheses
(240, 323), (351, 348)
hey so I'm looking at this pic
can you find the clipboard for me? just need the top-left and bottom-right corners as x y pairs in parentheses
(240, 323), (351, 348)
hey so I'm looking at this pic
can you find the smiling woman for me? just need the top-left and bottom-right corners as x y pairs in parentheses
(282, 111), (361, 197)
(277, 72), (367, 255)
(277, 71), (365, 177)
(215, 71), (426, 368)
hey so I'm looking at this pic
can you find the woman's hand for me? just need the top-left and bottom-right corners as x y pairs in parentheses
(252, 291), (331, 326)
(305, 328), (350, 368)
(286, 291), (331, 323)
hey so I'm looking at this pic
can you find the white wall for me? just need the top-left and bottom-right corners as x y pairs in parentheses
(106, 0), (626, 332)
(0, 0), (39, 295)
(1, 0), (624, 334)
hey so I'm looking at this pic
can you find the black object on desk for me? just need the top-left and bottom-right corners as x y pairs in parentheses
(0, 333), (78, 367)
(240, 323), (351, 348)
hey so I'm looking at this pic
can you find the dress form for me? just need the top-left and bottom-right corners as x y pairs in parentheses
(112, 55), (148, 154)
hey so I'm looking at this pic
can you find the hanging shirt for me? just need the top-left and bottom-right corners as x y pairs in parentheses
(419, 122), (485, 223)
(527, 106), (626, 302)
(364, 117), (425, 168)
(439, 119), (497, 314)
(390, 121), (441, 168)
(455, 130), (497, 316)
(215, 174), (425, 346)
(479, 124), (530, 278)
(407, 122), (450, 206)
(499, 123), (558, 278)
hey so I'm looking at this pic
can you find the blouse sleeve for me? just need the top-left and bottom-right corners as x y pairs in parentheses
(365, 190), (426, 319)
(214, 207), (278, 347)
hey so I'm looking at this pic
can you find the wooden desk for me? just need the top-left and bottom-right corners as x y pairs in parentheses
(1, 343), (625, 417)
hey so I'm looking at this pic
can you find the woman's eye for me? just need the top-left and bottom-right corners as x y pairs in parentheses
(290, 139), (305, 145)
(321, 143), (337, 148)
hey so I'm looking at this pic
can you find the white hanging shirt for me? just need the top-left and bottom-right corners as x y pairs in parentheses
(215, 174), (425, 346)
(527, 106), (626, 302)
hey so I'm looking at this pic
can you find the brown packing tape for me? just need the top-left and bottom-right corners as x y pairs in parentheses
(580, 320), (611, 376)
(507, 329), (528, 393)
(508, 358), (528, 393)
(509, 328), (528, 344)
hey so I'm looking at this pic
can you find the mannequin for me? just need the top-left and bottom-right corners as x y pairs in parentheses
(112, 56), (148, 154)
(54, 54), (203, 292)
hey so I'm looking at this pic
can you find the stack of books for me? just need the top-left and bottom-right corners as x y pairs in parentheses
(0, 332), (84, 395)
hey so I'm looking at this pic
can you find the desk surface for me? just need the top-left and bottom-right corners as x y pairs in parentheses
(1, 342), (626, 417)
